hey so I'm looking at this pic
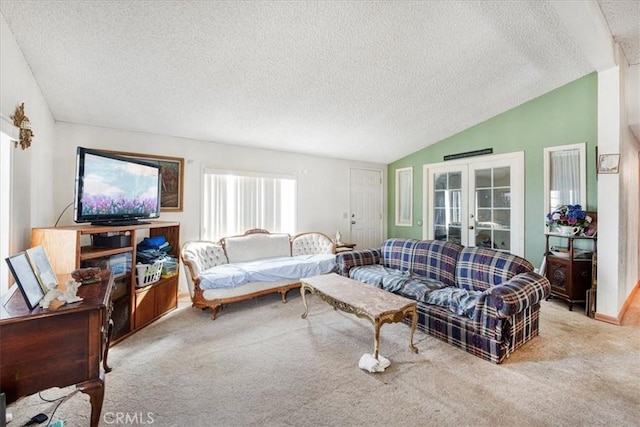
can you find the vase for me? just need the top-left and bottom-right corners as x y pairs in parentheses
(557, 225), (580, 236)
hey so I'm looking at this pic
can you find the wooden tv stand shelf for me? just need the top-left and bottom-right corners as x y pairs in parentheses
(31, 220), (180, 343)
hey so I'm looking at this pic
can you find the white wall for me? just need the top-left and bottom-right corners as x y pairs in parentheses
(596, 45), (640, 320)
(0, 15), (56, 261)
(54, 123), (386, 290)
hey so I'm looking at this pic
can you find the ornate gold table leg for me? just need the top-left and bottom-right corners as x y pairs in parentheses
(408, 306), (418, 354)
(301, 284), (310, 319)
(373, 321), (381, 360)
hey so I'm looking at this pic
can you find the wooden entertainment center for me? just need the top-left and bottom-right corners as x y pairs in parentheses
(31, 221), (180, 342)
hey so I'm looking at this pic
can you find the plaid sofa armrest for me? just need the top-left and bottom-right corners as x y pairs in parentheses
(473, 272), (550, 341)
(487, 272), (551, 318)
(335, 249), (381, 277)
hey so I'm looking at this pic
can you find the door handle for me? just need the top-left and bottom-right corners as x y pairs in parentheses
(468, 226), (474, 230)
(351, 220), (356, 225)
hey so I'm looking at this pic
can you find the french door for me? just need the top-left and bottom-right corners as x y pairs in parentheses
(423, 152), (524, 256)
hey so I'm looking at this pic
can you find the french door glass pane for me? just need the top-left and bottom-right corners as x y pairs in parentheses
(433, 172), (462, 244)
(474, 167), (511, 251)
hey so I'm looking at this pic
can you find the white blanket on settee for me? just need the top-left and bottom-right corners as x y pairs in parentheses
(199, 254), (336, 290)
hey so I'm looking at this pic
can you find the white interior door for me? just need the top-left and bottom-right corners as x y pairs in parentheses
(349, 168), (383, 250)
(424, 152), (524, 256)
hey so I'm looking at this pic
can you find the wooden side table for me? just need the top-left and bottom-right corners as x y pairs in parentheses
(335, 242), (356, 253)
(1, 270), (113, 427)
(545, 233), (596, 311)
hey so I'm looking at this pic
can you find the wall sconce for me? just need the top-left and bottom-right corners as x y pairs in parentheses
(10, 103), (34, 149)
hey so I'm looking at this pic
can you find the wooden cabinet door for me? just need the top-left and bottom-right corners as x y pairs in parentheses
(134, 287), (156, 328)
(155, 279), (178, 317)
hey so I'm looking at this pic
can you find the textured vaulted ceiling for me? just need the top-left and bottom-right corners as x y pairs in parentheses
(1, 1), (637, 164)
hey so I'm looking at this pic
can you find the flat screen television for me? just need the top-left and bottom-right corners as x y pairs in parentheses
(74, 147), (162, 226)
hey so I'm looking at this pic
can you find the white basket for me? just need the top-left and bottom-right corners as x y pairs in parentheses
(136, 259), (165, 287)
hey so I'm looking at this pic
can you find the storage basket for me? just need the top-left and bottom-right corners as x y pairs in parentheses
(136, 259), (165, 287)
(161, 257), (179, 279)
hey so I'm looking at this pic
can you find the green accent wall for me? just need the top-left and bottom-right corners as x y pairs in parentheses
(388, 73), (598, 264)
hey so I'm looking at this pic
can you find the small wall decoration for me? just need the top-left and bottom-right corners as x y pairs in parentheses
(597, 154), (620, 174)
(104, 150), (184, 212)
(444, 148), (492, 161)
(10, 103), (34, 149)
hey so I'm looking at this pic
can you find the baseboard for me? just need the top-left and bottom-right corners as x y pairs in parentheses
(594, 280), (640, 325)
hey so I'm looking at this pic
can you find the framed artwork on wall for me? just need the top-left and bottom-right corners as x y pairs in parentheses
(104, 150), (184, 212)
(597, 153), (620, 174)
(5, 252), (46, 310)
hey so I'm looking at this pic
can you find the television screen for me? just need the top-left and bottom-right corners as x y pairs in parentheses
(74, 147), (161, 225)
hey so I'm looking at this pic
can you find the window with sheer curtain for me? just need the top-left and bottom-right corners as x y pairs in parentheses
(202, 169), (297, 241)
(549, 149), (581, 208)
(1, 131), (12, 297)
(395, 167), (413, 226)
(543, 143), (586, 219)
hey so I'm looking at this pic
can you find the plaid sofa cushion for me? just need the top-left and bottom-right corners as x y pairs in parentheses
(425, 287), (483, 319)
(380, 239), (462, 287)
(350, 264), (447, 302)
(455, 247), (533, 291)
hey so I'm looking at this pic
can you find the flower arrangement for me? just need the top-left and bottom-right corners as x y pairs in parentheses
(546, 204), (592, 230)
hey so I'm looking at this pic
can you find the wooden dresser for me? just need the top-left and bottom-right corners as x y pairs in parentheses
(0, 271), (113, 427)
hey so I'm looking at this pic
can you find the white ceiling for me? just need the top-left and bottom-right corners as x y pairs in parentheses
(1, 1), (638, 164)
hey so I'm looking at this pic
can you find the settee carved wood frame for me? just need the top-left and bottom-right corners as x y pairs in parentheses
(188, 277), (301, 320)
(181, 229), (335, 320)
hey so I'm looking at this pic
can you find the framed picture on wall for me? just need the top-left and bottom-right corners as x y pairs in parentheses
(103, 150), (184, 212)
(5, 252), (46, 310)
(597, 154), (620, 174)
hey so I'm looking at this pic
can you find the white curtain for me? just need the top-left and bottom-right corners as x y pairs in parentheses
(202, 170), (296, 241)
(396, 169), (412, 225)
(0, 130), (13, 296)
(550, 149), (581, 209)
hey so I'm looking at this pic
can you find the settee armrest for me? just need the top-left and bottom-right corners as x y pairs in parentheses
(180, 241), (228, 298)
(292, 232), (335, 255)
(487, 272), (551, 318)
(335, 249), (381, 277)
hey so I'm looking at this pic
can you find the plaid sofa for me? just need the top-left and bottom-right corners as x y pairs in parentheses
(336, 238), (550, 364)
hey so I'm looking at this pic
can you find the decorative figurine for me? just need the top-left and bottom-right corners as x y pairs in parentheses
(39, 279), (83, 309)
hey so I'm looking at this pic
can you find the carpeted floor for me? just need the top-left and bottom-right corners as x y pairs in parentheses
(7, 290), (640, 426)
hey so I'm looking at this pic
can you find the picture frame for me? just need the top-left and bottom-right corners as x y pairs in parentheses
(5, 252), (46, 310)
(26, 246), (58, 292)
(108, 253), (129, 279)
(597, 153), (620, 174)
(103, 150), (184, 212)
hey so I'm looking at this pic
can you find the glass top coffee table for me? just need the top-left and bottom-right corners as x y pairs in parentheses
(300, 273), (418, 360)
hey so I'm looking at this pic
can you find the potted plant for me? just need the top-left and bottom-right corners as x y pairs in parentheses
(546, 204), (592, 235)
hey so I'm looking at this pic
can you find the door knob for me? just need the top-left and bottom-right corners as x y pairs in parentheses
(351, 220), (356, 225)
(468, 226), (474, 230)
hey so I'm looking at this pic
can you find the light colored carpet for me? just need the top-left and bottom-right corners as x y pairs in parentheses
(7, 291), (640, 426)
